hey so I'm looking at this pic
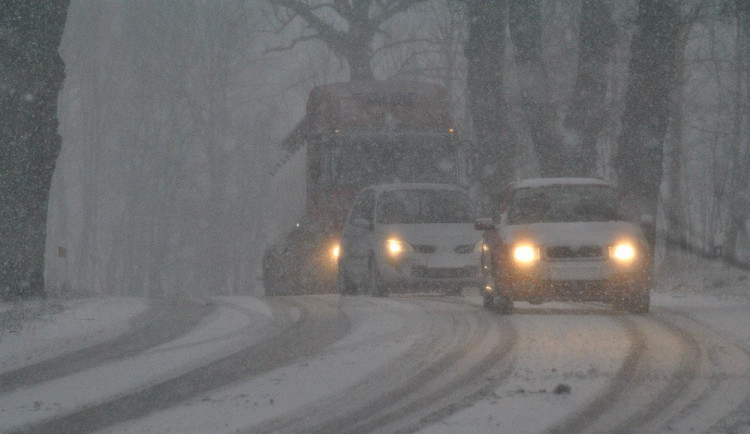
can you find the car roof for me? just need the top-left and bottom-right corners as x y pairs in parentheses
(512, 177), (614, 190)
(364, 183), (468, 195)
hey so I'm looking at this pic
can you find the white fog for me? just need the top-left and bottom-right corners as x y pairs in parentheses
(1, 0), (749, 433)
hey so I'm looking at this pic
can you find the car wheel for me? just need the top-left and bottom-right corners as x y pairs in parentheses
(622, 288), (650, 314)
(262, 251), (287, 296)
(482, 275), (495, 310)
(493, 294), (514, 315)
(482, 291), (494, 310)
(446, 287), (462, 296)
(367, 259), (388, 297)
(492, 274), (513, 315)
(338, 264), (357, 296)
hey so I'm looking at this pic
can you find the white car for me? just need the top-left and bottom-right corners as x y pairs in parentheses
(475, 178), (652, 313)
(338, 183), (482, 296)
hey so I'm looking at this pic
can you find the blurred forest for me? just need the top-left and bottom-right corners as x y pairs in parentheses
(2, 0), (748, 297)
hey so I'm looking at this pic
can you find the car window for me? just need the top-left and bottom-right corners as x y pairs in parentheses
(349, 189), (376, 223)
(376, 189), (473, 224)
(508, 185), (628, 224)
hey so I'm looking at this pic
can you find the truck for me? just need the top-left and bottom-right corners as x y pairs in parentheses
(262, 80), (472, 295)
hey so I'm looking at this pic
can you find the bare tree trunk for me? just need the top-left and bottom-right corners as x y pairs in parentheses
(724, 0), (750, 261)
(508, 0), (569, 177)
(464, 0), (512, 209)
(662, 28), (689, 249)
(615, 0), (680, 252)
(0, 0), (69, 298)
(564, 0), (616, 177)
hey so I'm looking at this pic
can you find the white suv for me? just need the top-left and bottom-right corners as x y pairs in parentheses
(475, 178), (652, 313)
(338, 183), (482, 296)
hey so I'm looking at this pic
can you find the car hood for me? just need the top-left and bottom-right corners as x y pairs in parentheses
(501, 221), (647, 247)
(377, 223), (480, 247)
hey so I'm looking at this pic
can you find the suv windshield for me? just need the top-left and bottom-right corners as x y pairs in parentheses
(377, 189), (473, 224)
(508, 185), (629, 224)
(329, 134), (457, 186)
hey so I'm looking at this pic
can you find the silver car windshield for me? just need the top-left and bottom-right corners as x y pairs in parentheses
(508, 185), (630, 224)
(377, 189), (473, 224)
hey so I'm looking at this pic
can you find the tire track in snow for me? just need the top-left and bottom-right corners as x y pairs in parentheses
(656, 308), (750, 433)
(548, 309), (705, 434)
(245, 295), (517, 434)
(9, 296), (350, 434)
(0, 298), (215, 393)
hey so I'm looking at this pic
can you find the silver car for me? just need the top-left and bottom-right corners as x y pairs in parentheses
(475, 178), (652, 313)
(338, 183), (482, 296)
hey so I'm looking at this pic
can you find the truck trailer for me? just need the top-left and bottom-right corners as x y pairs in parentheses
(263, 80), (471, 295)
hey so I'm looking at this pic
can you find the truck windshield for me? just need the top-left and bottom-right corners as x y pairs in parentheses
(328, 134), (458, 186)
(508, 185), (631, 224)
(377, 189), (474, 224)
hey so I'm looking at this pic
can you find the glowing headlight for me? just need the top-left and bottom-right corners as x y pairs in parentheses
(513, 244), (538, 263)
(331, 243), (340, 261)
(611, 242), (636, 262)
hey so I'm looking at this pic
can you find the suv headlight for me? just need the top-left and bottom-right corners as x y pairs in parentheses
(610, 242), (636, 263)
(513, 244), (539, 264)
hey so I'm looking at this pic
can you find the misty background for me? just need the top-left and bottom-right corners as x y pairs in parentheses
(2, 0), (748, 298)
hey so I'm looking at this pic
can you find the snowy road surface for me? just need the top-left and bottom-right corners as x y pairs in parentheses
(1, 290), (749, 433)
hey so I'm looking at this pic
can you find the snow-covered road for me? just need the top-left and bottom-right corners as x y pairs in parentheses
(1, 285), (749, 433)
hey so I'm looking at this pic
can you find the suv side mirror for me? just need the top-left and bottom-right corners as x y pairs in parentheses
(474, 218), (495, 231)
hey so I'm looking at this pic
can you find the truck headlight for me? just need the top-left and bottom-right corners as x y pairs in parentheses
(610, 242), (636, 262)
(513, 244), (539, 264)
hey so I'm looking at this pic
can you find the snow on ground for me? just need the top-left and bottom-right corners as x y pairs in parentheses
(0, 296), (276, 432)
(102, 297), (424, 433)
(425, 256), (750, 433)
(424, 305), (632, 433)
(0, 254), (747, 433)
(0, 297), (148, 372)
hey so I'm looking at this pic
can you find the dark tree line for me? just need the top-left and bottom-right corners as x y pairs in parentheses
(266, 0), (427, 80)
(269, 0), (748, 260)
(3, 0), (747, 298)
(465, 0), (617, 205)
(463, 0), (683, 254)
(1, 0), (69, 298)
